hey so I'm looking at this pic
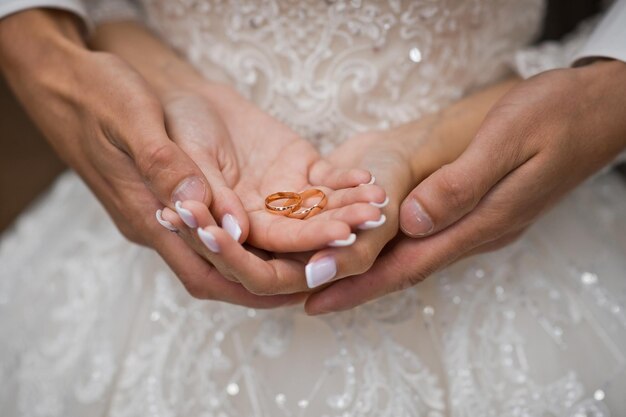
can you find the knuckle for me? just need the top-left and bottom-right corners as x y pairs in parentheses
(437, 166), (477, 212)
(405, 270), (429, 289)
(116, 223), (144, 245)
(474, 206), (522, 244)
(350, 245), (376, 275)
(181, 277), (210, 299)
(245, 281), (274, 296)
(496, 229), (526, 249)
(389, 255), (435, 294)
(138, 143), (177, 179)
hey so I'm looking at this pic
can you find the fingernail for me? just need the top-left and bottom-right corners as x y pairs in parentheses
(222, 214), (242, 242)
(305, 257), (337, 288)
(370, 196), (389, 208)
(175, 201), (198, 228)
(155, 209), (178, 232)
(197, 227), (220, 253)
(405, 200), (434, 236)
(172, 176), (206, 203)
(358, 214), (386, 230)
(360, 175), (376, 186)
(329, 233), (356, 247)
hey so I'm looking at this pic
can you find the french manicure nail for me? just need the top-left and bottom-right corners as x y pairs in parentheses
(370, 196), (389, 208)
(305, 257), (337, 288)
(172, 176), (206, 203)
(329, 233), (357, 247)
(405, 200), (434, 236)
(155, 209), (178, 232)
(358, 214), (386, 230)
(222, 214), (242, 242)
(175, 201), (198, 228)
(197, 227), (220, 253)
(360, 175), (376, 186)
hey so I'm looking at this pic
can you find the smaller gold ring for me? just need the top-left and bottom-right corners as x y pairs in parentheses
(265, 192), (302, 215)
(288, 189), (327, 220)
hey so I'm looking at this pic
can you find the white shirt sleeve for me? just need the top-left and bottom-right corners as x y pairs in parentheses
(0, 0), (86, 21)
(572, 0), (626, 65)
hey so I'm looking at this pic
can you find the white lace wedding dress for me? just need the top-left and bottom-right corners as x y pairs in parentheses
(2, 1), (626, 416)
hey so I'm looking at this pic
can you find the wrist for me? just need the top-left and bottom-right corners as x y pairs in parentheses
(91, 21), (208, 100)
(144, 58), (208, 99)
(577, 59), (626, 152)
(0, 9), (87, 93)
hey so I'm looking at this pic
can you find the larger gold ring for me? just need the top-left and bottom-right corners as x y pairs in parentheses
(265, 192), (302, 215)
(288, 189), (327, 220)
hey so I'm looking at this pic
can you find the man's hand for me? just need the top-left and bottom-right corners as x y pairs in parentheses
(399, 60), (626, 250)
(0, 9), (301, 308)
(305, 62), (626, 314)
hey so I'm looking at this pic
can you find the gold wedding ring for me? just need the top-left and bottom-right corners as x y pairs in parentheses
(287, 189), (328, 220)
(265, 192), (303, 214)
(264, 189), (327, 219)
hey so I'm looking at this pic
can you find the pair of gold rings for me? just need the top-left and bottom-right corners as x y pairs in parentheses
(265, 189), (327, 219)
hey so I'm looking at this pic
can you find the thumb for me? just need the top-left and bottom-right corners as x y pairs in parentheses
(399, 131), (524, 238)
(118, 106), (212, 208)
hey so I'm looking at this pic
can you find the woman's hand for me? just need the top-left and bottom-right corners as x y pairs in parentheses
(91, 21), (387, 295)
(295, 120), (438, 290)
(0, 9), (302, 308)
(157, 83), (389, 295)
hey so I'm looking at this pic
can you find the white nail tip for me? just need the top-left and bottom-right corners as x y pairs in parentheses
(358, 214), (387, 230)
(155, 209), (177, 232)
(197, 228), (220, 253)
(222, 214), (242, 242)
(370, 196), (389, 208)
(329, 233), (357, 247)
(305, 257), (337, 289)
(175, 201), (198, 228)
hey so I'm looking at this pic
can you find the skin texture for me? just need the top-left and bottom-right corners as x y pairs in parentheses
(6, 13), (624, 311)
(91, 22), (388, 296)
(302, 78), (520, 287)
(0, 10), (301, 307)
(306, 60), (626, 315)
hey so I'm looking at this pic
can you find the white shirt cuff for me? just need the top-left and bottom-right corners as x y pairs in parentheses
(0, 0), (87, 22)
(571, 0), (626, 65)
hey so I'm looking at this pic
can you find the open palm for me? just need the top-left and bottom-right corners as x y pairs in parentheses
(160, 83), (387, 294)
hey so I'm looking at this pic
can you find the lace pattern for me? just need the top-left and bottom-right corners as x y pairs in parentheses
(3, 1), (626, 416)
(2, 172), (626, 416)
(89, 0), (543, 153)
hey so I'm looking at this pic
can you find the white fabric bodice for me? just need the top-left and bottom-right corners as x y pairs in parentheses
(2, 1), (626, 417)
(91, 0), (543, 152)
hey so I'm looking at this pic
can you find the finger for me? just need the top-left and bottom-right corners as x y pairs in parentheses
(163, 201), (216, 230)
(114, 101), (211, 207)
(304, 231), (448, 315)
(309, 159), (372, 188)
(195, 225), (312, 295)
(164, 97), (250, 242)
(399, 118), (532, 238)
(163, 201), (306, 294)
(306, 159), (541, 314)
(248, 203), (383, 252)
(151, 224), (304, 308)
(323, 184), (387, 209)
(168, 178), (247, 244)
(303, 213), (397, 289)
(463, 228), (527, 258)
(160, 205), (235, 280)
